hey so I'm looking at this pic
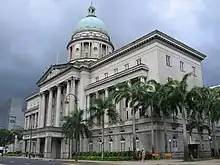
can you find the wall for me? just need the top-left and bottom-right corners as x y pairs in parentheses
(90, 42), (159, 83)
(157, 43), (203, 87)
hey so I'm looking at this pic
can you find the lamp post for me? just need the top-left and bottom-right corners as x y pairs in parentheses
(208, 136), (212, 158)
(64, 93), (78, 161)
(169, 139), (172, 153)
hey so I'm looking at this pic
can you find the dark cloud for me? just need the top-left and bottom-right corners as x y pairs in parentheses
(0, 0), (219, 104)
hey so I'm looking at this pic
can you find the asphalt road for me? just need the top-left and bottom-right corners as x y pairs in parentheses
(0, 157), (107, 165)
(0, 157), (66, 165)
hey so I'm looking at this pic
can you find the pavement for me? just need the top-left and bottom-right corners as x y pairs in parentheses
(0, 157), (220, 165)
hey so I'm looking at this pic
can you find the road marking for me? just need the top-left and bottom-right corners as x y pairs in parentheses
(9, 161), (14, 163)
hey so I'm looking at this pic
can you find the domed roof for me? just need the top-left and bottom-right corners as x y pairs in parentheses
(74, 6), (107, 34)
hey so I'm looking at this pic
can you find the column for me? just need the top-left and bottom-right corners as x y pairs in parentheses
(65, 80), (70, 116)
(47, 89), (53, 126)
(68, 46), (71, 61)
(96, 92), (99, 98)
(82, 43), (84, 57)
(36, 138), (40, 154)
(44, 137), (52, 158)
(27, 116), (30, 129)
(100, 44), (103, 57)
(55, 84), (62, 127)
(34, 113), (37, 128)
(88, 42), (91, 57)
(70, 78), (76, 113)
(104, 89), (109, 123)
(39, 92), (46, 127)
(140, 76), (145, 83)
(87, 95), (90, 118)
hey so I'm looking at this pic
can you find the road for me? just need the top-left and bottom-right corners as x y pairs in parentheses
(0, 157), (107, 165)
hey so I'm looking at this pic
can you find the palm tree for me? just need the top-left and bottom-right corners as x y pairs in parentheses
(167, 73), (192, 161)
(202, 87), (220, 158)
(114, 80), (149, 158)
(141, 80), (174, 153)
(89, 96), (118, 160)
(62, 109), (91, 160)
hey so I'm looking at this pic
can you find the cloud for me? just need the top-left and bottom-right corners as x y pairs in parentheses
(0, 0), (219, 104)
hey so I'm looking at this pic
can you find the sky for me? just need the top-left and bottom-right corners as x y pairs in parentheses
(0, 0), (220, 104)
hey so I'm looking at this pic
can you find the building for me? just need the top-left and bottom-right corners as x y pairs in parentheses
(23, 5), (212, 158)
(0, 98), (25, 130)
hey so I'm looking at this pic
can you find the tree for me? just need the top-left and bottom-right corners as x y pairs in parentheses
(62, 109), (91, 160)
(0, 129), (11, 146)
(166, 73), (192, 161)
(201, 87), (220, 158)
(89, 96), (118, 160)
(114, 79), (153, 157)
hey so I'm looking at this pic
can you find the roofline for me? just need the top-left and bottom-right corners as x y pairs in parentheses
(209, 85), (220, 89)
(90, 30), (206, 69)
(26, 92), (39, 101)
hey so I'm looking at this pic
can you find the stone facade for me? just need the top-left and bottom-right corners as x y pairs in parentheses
(23, 5), (219, 159)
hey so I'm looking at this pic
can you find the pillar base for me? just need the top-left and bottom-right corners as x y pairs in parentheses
(44, 152), (52, 158)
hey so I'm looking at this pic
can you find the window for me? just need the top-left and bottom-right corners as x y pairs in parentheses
(180, 61), (184, 72)
(114, 68), (118, 74)
(109, 141), (113, 152)
(104, 72), (108, 78)
(192, 66), (196, 76)
(99, 143), (102, 152)
(120, 141), (125, 151)
(136, 138), (140, 151)
(136, 58), (141, 65)
(124, 64), (129, 70)
(88, 143), (93, 152)
(126, 111), (129, 120)
(95, 76), (99, 82)
(166, 55), (171, 66)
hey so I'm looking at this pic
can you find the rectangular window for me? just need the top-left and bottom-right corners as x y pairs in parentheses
(126, 111), (129, 120)
(136, 140), (140, 151)
(180, 61), (184, 72)
(136, 58), (141, 65)
(104, 72), (108, 78)
(121, 141), (125, 151)
(88, 143), (93, 152)
(166, 55), (171, 66)
(192, 66), (196, 76)
(114, 68), (118, 74)
(124, 64), (129, 70)
(99, 143), (102, 152)
(95, 76), (99, 82)
(109, 142), (113, 152)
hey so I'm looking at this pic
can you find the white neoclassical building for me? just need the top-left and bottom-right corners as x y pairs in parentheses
(23, 5), (217, 159)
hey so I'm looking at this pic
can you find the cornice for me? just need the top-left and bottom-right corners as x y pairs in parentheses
(67, 36), (114, 50)
(26, 92), (39, 101)
(37, 64), (80, 87)
(23, 126), (62, 135)
(85, 64), (149, 90)
(90, 30), (206, 69)
(25, 105), (39, 113)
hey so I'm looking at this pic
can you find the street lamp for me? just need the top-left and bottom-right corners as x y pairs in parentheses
(208, 136), (212, 158)
(169, 139), (172, 153)
(64, 93), (78, 162)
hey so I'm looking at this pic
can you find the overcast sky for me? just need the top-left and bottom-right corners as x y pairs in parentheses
(0, 0), (219, 104)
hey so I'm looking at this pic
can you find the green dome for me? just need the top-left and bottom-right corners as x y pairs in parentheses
(74, 6), (107, 34)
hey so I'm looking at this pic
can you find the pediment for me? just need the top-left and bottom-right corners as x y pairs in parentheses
(37, 63), (71, 86)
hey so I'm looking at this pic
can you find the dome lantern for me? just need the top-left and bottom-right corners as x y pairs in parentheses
(87, 5), (96, 17)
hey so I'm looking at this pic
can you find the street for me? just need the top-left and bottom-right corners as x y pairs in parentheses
(1, 158), (220, 165)
(0, 158), (107, 165)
